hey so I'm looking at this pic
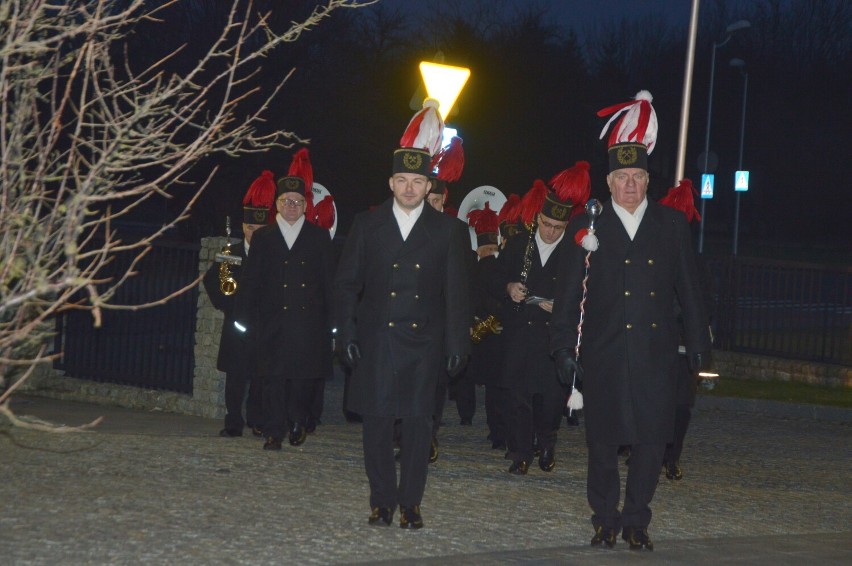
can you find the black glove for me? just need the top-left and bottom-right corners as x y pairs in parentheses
(689, 351), (712, 373)
(553, 348), (583, 391)
(446, 354), (468, 378)
(342, 341), (361, 370)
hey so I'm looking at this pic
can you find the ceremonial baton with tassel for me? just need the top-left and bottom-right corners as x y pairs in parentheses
(566, 198), (602, 414)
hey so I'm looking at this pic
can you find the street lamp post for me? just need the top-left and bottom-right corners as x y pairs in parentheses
(698, 19), (750, 254)
(730, 58), (748, 256)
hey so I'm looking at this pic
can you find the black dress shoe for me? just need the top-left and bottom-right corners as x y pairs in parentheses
(538, 447), (555, 472)
(288, 423), (306, 446)
(664, 460), (683, 480)
(622, 526), (654, 551)
(507, 460), (529, 475)
(590, 525), (617, 548)
(399, 505), (423, 530)
(305, 418), (319, 434)
(219, 428), (242, 438)
(263, 436), (283, 451)
(368, 506), (394, 526)
(429, 438), (438, 463)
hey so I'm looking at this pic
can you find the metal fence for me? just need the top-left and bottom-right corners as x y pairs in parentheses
(709, 257), (852, 366)
(54, 241), (200, 394)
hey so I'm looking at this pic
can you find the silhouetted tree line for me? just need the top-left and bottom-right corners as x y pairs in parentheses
(138, 0), (849, 254)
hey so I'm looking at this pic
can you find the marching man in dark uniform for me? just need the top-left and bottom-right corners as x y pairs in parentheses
(235, 149), (336, 451)
(494, 162), (591, 475)
(550, 91), (712, 550)
(334, 99), (470, 530)
(657, 179), (714, 481)
(203, 170), (276, 438)
(425, 136), (471, 461)
(465, 201), (506, 447)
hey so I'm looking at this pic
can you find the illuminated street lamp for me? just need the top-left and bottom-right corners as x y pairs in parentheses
(730, 58), (749, 256)
(698, 19), (750, 254)
(419, 61), (471, 121)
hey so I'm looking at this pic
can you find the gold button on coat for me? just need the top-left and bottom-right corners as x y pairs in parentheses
(625, 259), (632, 264)
(388, 322), (395, 327)
(626, 323), (633, 329)
(390, 291), (397, 298)
(648, 259), (655, 265)
(411, 323), (418, 329)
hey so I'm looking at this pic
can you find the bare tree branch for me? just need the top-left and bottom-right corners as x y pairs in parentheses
(0, 0), (376, 426)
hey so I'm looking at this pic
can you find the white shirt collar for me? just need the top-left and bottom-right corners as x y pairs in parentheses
(535, 229), (564, 266)
(392, 199), (425, 241)
(276, 213), (305, 249)
(611, 197), (648, 240)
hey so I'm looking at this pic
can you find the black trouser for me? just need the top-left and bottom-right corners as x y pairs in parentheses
(263, 376), (314, 439)
(223, 368), (263, 431)
(587, 441), (666, 530)
(432, 373), (448, 441)
(451, 369), (476, 422)
(506, 380), (564, 463)
(363, 415), (432, 509)
(308, 378), (326, 425)
(664, 404), (692, 464)
(485, 385), (509, 443)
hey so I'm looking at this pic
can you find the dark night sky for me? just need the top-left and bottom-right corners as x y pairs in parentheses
(172, 0), (846, 255)
(380, 0), (696, 38)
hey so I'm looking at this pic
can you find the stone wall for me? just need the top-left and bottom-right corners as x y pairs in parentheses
(714, 350), (852, 388)
(17, 237), (228, 419)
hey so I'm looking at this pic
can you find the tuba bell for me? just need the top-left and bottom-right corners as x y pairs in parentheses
(215, 216), (242, 296)
(457, 185), (507, 251)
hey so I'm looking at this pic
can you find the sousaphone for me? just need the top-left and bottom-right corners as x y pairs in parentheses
(456, 185), (506, 250)
(310, 182), (338, 239)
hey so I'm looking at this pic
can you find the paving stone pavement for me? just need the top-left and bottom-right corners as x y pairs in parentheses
(1, 377), (850, 565)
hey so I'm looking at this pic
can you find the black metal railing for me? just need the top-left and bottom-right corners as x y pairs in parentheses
(54, 241), (200, 394)
(709, 257), (852, 366)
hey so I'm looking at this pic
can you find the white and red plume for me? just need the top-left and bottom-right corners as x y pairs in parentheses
(597, 90), (658, 153)
(399, 97), (444, 156)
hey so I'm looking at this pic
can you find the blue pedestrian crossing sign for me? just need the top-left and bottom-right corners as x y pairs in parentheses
(735, 170), (750, 192)
(701, 174), (714, 199)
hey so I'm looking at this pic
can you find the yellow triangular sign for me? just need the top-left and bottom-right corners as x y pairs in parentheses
(419, 62), (471, 121)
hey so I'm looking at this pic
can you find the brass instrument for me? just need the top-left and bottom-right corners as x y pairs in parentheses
(216, 216), (242, 296)
(514, 222), (536, 311)
(471, 315), (501, 343)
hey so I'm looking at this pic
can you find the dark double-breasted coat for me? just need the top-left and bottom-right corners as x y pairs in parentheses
(235, 220), (335, 381)
(492, 228), (565, 393)
(550, 199), (711, 445)
(202, 241), (254, 373)
(334, 199), (471, 418)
